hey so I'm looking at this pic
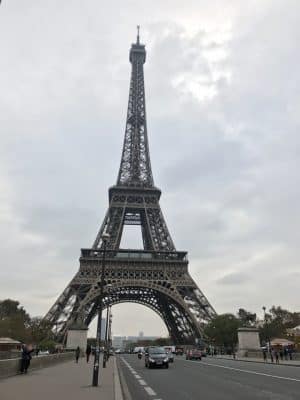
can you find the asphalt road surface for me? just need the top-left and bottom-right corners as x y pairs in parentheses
(118, 354), (300, 400)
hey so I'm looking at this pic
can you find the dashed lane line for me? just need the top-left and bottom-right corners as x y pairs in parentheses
(138, 379), (147, 386)
(144, 386), (157, 396)
(120, 357), (161, 398)
(177, 358), (300, 383)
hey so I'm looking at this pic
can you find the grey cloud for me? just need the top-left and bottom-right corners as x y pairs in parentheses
(217, 272), (249, 285)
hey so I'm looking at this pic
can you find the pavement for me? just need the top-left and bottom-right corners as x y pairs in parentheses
(118, 354), (300, 400)
(0, 355), (122, 400)
(214, 354), (300, 367)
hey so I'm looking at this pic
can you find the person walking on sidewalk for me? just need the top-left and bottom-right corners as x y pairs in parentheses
(262, 349), (267, 362)
(280, 349), (283, 361)
(270, 348), (274, 363)
(275, 350), (279, 364)
(75, 346), (80, 363)
(20, 344), (34, 374)
(86, 344), (92, 363)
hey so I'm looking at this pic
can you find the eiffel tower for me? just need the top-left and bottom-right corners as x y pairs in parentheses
(45, 29), (216, 345)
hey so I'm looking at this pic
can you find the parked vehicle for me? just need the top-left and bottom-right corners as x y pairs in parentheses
(201, 350), (207, 357)
(186, 349), (202, 360)
(145, 347), (169, 369)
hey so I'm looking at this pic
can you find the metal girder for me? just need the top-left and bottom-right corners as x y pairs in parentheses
(117, 39), (153, 187)
(45, 33), (216, 345)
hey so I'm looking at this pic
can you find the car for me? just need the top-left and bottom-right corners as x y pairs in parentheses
(175, 347), (184, 355)
(186, 349), (202, 360)
(39, 350), (50, 355)
(165, 350), (174, 363)
(145, 346), (169, 369)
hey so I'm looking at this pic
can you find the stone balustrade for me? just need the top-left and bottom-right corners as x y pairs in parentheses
(0, 352), (75, 379)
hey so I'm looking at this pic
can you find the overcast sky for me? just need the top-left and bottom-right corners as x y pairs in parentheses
(0, 1), (299, 337)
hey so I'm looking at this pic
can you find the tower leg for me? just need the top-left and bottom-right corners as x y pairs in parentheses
(66, 328), (88, 352)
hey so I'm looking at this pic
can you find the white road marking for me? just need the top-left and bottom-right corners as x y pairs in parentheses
(121, 357), (162, 398)
(138, 379), (147, 385)
(179, 358), (300, 383)
(144, 386), (157, 396)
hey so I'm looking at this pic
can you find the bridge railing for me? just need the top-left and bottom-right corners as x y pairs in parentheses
(0, 352), (75, 379)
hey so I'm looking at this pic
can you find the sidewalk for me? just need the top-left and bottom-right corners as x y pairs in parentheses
(0, 355), (122, 400)
(212, 355), (300, 367)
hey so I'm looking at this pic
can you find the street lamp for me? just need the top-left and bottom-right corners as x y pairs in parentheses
(108, 311), (113, 356)
(92, 232), (110, 387)
(103, 305), (112, 366)
(102, 305), (109, 368)
(262, 306), (271, 349)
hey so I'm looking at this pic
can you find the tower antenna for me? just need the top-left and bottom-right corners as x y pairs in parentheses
(137, 25), (140, 44)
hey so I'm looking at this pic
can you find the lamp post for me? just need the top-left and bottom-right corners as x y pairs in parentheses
(104, 305), (112, 365)
(103, 305), (110, 368)
(108, 310), (113, 356)
(262, 306), (271, 349)
(92, 232), (110, 387)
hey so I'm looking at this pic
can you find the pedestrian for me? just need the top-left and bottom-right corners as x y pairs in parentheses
(270, 348), (274, 363)
(232, 348), (236, 360)
(275, 350), (279, 364)
(279, 349), (283, 361)
(284, 347), (288, 361)
(86, 344), (92, 363)
(288, 347), (293, 360)
(75, 346), (80, 363)
(20, 344), (34, 374)
(262, 349), (267, 362)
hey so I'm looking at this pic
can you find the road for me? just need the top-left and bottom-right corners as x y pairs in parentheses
(118, 354), (300, 400)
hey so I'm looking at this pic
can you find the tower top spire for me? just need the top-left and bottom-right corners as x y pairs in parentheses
(117, 35), (152, 187)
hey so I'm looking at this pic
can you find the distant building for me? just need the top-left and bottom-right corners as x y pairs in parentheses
(112, 336), (126, 349)
(112, 334), (160, 350)
(127, 335), (159, 342)
(0, 338), (21, 360)
(0, 337), (21, 351)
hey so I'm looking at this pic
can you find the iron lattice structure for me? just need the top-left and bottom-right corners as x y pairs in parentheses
(45, 32), (216, 344)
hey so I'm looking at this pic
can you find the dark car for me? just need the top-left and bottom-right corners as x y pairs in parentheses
(186, 349), (202, 360)
(145, 347), (169, 369)
(175, 347), (184, 355)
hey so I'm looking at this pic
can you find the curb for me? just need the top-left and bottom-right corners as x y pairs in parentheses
(116, 357), (132, 400)
(113, 357), (124, 400)
(213, 356), (300, 368)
